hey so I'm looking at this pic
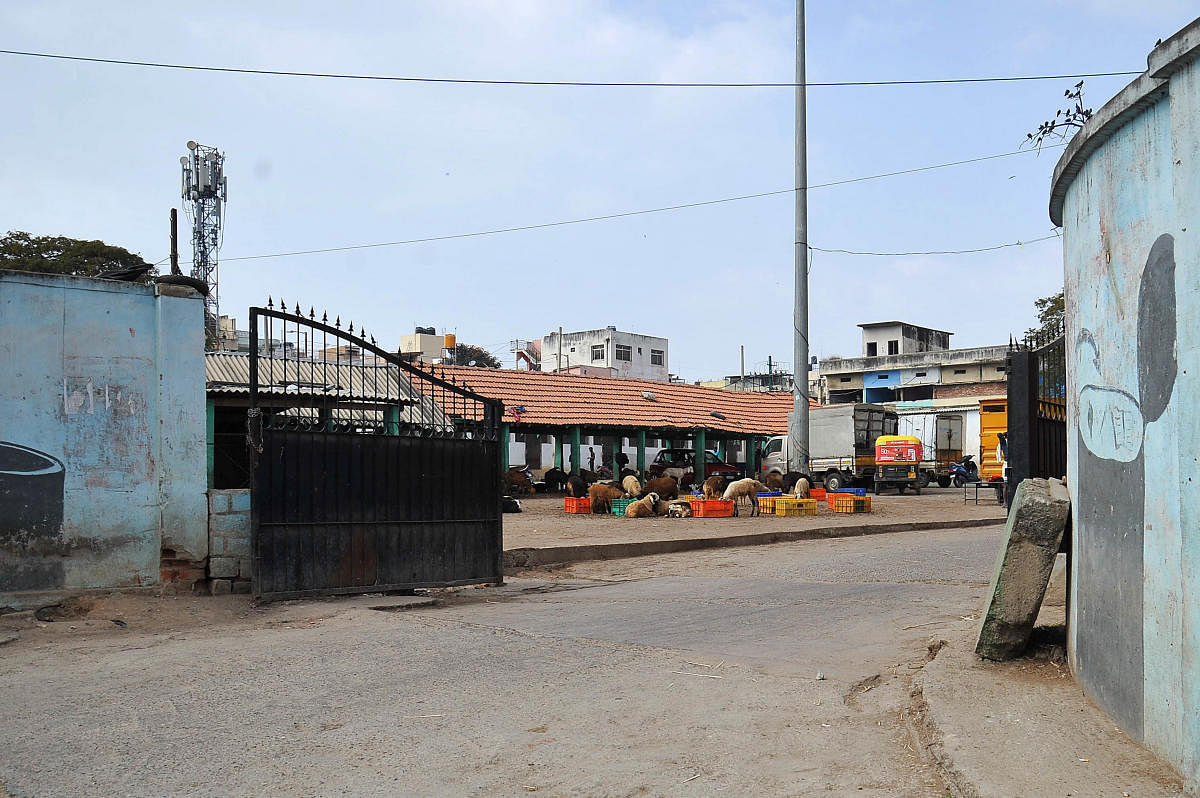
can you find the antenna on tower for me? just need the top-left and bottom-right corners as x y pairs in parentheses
(180, 140), (228, 349)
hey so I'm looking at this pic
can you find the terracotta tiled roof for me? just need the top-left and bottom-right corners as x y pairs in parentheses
(415, 364), (817, 436)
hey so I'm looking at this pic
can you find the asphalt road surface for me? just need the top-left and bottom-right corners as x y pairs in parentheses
(0, 525), (1003, 797)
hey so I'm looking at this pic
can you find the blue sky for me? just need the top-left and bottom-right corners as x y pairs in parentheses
(1, 1), (1194, 379)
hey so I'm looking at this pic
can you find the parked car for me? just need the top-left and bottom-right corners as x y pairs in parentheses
(647, 448), (740, 486)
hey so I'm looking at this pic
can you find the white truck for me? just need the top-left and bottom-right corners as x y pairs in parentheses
(758, 403), (898, 492)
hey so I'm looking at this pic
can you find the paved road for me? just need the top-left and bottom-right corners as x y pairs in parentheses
(0, 525), (1003, 797)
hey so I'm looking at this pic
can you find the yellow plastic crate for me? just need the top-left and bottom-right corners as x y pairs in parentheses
(775, 497), (818, 517)
(756, 496), (777, 514)
(832, 494), (872, 513)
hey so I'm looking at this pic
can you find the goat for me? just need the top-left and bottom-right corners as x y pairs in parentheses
(640, 476), (679, 501)
(722, 478), (770, 516)
(702, 475), (727, 499)
(588, 482), (626, 514)
(501, 495), (522, 513)
(792, 477), (811, 498)
(666, 500), (693, 518)
(622, 475), (642, 496)
(782, 471), (805, 493)
(764, 472), (785, 492)
(566, 475), (588, 498)
(504, 468), (533, 496)
(624, 492), (660, 518)
(542, 467), (568, 493)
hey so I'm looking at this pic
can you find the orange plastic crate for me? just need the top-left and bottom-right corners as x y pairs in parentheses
(693, 499), (735, 518)
(832, 494), (872, 513)
(564, 497), (591, 514)
(809, 487), (826, 501)
(826, 492), (839, 509)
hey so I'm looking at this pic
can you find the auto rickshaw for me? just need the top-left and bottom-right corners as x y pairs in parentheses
(874, 435), (923, 495)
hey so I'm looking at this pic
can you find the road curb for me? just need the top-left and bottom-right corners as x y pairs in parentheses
(503, 517), (1004, 569)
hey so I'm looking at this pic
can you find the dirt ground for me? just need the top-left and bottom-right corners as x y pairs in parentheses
(504, 486), (1006, 549)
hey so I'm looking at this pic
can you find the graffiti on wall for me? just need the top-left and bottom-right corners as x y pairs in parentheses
(1073, 232), (1177, 738)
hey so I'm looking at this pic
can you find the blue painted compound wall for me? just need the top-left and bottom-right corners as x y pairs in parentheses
(1051, 20), (1200, 791)
(0, 271), (206, 597)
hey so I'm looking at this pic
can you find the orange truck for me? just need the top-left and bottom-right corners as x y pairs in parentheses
(874, 435), (924, 495)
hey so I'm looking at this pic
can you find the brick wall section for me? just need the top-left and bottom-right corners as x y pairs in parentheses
(934, 381), (1007, 399)
(208, 489), (252, 594)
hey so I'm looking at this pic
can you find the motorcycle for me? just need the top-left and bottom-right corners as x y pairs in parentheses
(949, 455), (980, 488)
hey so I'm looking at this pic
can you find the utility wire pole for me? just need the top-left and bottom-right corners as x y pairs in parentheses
(789, 0), (811, 475)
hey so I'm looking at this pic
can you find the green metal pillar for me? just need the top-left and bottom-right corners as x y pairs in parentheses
(500, 423), (510, 472)
(385, 405), (400, 435)
(695, 428), (707, 484)
(205, 399), (215, 488)
(745, 437), (758, 477)
(570, 426), (582, 475)
(716, 439), (726, 462)
(637, 430), (646, 475)
(553, 433), (563, 469)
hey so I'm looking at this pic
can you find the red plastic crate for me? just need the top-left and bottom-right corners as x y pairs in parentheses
(564, 497), (591, 514)
(809, 487), (826, 501)
(693, 499), (735, 518)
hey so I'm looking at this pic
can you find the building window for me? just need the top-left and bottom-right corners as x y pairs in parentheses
(915, 371), (927, 377)
(877, 374), (889, 380)
(996, 366), (1006, 372)
(650, 349), (665, 366)
(591, 345), (604, 361)
(866, 342), (878, 357)
(887, 340), (899, 355)
(954, 368), (967, 375)
(615, 344), (632, 361)
(569, 346), (575, 352)
(840, 376), (851, 383)
(638, 347), (642, 354)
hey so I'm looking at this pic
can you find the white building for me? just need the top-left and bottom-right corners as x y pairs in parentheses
(398, 327), (451, 362)
(542, 326), (669, 381)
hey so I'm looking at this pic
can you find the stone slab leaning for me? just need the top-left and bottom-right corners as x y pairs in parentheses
(976, 477), (1071, 660)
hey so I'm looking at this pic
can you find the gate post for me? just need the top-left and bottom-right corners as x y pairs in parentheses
(500, 422), (510, 472)
(1006, 348), (1037, 506)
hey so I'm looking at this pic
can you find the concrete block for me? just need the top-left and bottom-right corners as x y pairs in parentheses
(976, 478), (1071, 660)
(208, 536), (224, 555)
(208, 556), (239, 579)
(237, 558), (253, 579)
(224, 537), (251, 558)
(209, 512), (251, 536)
(210, 578), (232, 596)
(229, 490), (252, 512)
(208, 492), (230, 515)
(231, 580), (252, 594)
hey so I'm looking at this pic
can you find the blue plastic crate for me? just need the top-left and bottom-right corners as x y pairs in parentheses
(756, 491), (783, 497)
(836, 488), (867, 496)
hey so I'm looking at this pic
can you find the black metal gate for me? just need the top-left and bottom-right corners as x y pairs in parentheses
(248, 302), (503, 600)
(1006, 323), (1067, 504)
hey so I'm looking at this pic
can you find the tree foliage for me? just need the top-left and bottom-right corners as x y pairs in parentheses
(452, 343), (501, 368)
(0, 230), (154, 281)
(1027, 289), (1065, 338)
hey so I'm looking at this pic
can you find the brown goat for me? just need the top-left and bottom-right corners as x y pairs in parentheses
(640, 476), (679, 501)
(588, 483), (626, 514)
(702, 475), (727, 499)
(764, 472), (785, 492)
(566, 475), (587, 498)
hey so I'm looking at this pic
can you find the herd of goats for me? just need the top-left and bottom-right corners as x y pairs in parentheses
(503, 466), (811, 518)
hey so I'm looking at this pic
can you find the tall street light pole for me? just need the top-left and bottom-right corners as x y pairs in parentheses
(790, 0), (811, 474)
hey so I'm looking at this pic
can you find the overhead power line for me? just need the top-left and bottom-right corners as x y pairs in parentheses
(807, 233), (1061, 257)
(0, 48), (1140, 88)
(221, 143), (1066, 262)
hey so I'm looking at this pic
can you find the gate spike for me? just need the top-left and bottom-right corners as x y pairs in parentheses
(309, 307), (315, 319)
(334, 316), (341, 329)
(322, 311), (328, 324)
(295, 302), (301, 315)
(371, 336), (377, 346)
(267, 296), (273, 309)
(279, 297), (286, 312)
(348, 321), (354, 334)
